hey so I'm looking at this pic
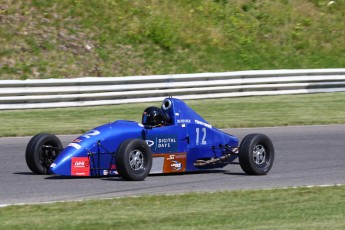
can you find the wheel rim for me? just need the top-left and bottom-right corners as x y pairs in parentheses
(253, 144), (266, 165)
(129, 149), (144, 171)
(39, 145), (59, 168)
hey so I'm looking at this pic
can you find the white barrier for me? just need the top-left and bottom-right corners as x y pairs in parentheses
(1, 69), (345, 110)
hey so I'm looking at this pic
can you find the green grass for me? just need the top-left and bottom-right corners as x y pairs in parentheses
(1, 92), (344, 137)
(1, 185), (345, 229)
(1, 0), (345, 79)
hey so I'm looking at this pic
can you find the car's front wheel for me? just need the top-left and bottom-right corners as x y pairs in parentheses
(25, 133), (63, 175)
(239, 133), (274, 175)
(116, 139), (152, 181)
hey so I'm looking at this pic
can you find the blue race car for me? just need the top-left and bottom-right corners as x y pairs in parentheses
(25, 97), (274, 181)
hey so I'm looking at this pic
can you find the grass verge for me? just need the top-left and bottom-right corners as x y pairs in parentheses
(1, 185), (345, 229)
(1, 1), (345, 79)
(1, 92), (345, 137)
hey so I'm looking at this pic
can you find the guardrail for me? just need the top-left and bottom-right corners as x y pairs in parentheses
(1, 69), (345, 110)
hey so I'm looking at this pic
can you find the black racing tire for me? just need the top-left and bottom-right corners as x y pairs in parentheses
(116, 139), (152, 181)
(239, 133), (274, 175)
(25, 133), (63, 175)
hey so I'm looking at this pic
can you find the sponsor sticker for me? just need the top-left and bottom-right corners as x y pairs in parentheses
(163, 153), (187, 173)
(195, 119), (212, 129)
(170, 160), (182, 171)
(145, 140), (155, 147)
(103, 165), (117, 176)
(146, 135), (178, 153)
(109, 164), (117, 175)
(157, 137), (177, 148)
(177, 119), (191, 124)
(71, 157), (90, 176)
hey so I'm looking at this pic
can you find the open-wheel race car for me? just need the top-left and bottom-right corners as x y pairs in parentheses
(25, 97), (274, 181)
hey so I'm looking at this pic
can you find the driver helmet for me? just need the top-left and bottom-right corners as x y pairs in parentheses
(142, 106), (167, 126)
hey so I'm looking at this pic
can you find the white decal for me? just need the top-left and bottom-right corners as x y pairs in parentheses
(170, 161), (182, 171)
(145, 140), (155, 147)
(195, 120), (212, 129)
(82, 129), (100, 139)
(196, 127), (207, 145)
(167, 155), (175, 160)
(157, 138), (176, 148)
(68, 143), (81, 150)
(177, 119), (191, 124)
(74, 161), (86, 166)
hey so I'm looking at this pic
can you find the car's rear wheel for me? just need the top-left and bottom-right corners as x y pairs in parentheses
(26, 133), (63, 175)
(239, 133), (274, 175)
(116, 139), (152, 181)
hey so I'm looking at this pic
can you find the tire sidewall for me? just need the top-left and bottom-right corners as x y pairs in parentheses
(239, 133), (274, 175)
(25, 133), (62, 175)
(116, 139), (152, 181)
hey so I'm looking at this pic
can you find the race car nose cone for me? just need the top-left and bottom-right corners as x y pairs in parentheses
(49, 161), (71, 176)
(49, 162), (60, 174)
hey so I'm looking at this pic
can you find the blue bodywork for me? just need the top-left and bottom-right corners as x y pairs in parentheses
(50, 98), (239, 176)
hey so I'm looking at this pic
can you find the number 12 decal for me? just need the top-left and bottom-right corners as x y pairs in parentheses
(196, 127), (207, 145)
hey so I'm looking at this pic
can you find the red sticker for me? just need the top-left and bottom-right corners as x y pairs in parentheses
(163, 153), (187, 173)
(71, 157), (90, 176)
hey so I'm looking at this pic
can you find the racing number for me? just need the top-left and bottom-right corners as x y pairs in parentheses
(82, 130), (100, 139)
(196, 127), (207, 145)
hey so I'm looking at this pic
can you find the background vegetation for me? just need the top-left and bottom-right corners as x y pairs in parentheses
(1, 185), (345, 230)
(1, 92), (345, 137)
(1, 0), (345, 79)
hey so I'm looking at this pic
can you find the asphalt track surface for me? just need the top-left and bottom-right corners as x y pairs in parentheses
(1, 125), (345, 206)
